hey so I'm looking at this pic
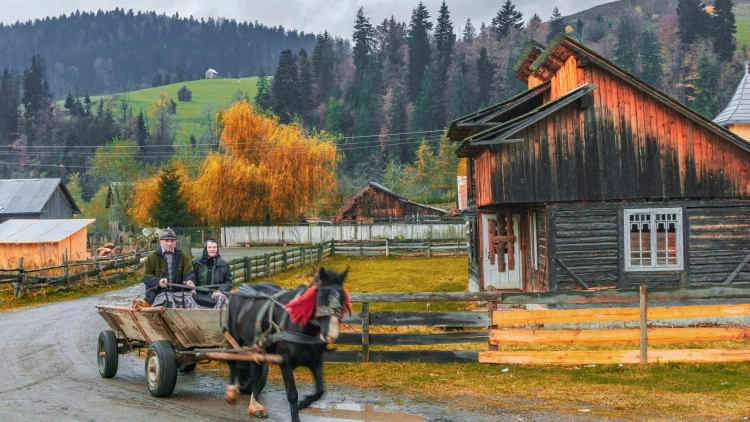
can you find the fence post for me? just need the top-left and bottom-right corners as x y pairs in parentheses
(639, 285), (648, 365)
(318, 243), (323, 262)
(300, 247), (305, 267)
(456, 238), (460, 257)
(245, 256), (251, 282)
(330, 239), (335, 257)
(14, 258), (24, 299)
(282, 250), (288, 272)
(64, 249), (70, 288)
(385, 238), (390, 257)
(264, 253), (271, 277)
(427, 237), (432, 258)
(361, 302), (370, 363)
(359, 240), (363, 258)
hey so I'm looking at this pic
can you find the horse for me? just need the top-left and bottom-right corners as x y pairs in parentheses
(224, 267), (350, 422)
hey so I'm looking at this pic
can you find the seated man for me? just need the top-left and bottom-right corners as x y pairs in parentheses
(142, 228), (196, 306)
(190, 239), (231, 308)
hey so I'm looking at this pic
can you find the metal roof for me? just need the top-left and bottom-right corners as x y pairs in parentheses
(0, 178), (80, 214)
(0, 219), (94, 243)
(714, 63), (750, 126)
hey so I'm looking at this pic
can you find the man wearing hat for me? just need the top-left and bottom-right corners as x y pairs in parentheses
(142, 228), (196, 304)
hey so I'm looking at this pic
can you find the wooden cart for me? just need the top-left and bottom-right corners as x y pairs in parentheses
(96, 304), (280, 397)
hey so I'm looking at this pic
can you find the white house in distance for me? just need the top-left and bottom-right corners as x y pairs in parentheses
(205, 69), (218, 79)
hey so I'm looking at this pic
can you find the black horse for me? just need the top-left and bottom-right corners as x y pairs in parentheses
(224, 267), (349, 422)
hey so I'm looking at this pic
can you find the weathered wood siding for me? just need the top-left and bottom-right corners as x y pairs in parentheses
(522, 205), (547, 292)
(474, 59), (750, 207)
(337, 187), (444, 223)
(41, 188), (76, 219)
(547, 201), (750, 291)
(728, 124), (750, 141)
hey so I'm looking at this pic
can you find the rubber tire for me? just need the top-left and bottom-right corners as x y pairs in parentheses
(145, 340), (178, 398)
(97, 330), (119, 378)
(238, 364), (269, 394)
(179, 363), (197, 373)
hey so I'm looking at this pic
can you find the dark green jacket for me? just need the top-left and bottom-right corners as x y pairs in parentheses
(191, 257), (232, 293)
(142, 247), (195, 304)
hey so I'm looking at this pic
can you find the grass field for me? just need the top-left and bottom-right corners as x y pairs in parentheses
(84, 77), (260, 144)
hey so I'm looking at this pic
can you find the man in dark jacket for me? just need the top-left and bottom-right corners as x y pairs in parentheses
(142, 228), (195, 304)
(190, 239), (232, 308)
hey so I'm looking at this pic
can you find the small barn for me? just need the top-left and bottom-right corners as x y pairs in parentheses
(448, 34), (750, 293)
(335, 182), (447, 223)
(0, 178), (81, 224)
(168, 99), (177, 114)
(177, 86), (192, 102)
(205, 69), (218, 79)
(0, 219), (95, 266)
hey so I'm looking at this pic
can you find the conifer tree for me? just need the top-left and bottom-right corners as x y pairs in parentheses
(21, 54), (52, 121)
(411, 67), (438, 133)
(151, 164), (191, 228)
(136, 109), (149, 149)
(388, 85), (409, 161)
(575, 18), (585, 42)
(254, 71), (271, 110)
(352, 6), (376, 99)
(503, 52), (526, 101)
(297, 49), (314, 117)
(476, 47), (494, 108)
(638, 28), (663, 88)
(712, 0), (736, 62)
(546, 7), (566, 43)
(462, 18), (476, 44)
(0, 69), (20, 144)
(434, 1), (454, 126)
(693, 48), (720, 118)
(381, 16), (406, 69)
(677, 0), (710, 45)
(271, 49), (299, 123)
(406, 2), (433, 102)
(64, 92), (76, 111)
(613, 15), (639, 73)
(451, 58), (473, 119)
(153, 72), (163, 87)
(323, 94), (345, 135)
(492, 0), (524, 40)
(527, 14), (543, 38)
(312, 31), (335, 102)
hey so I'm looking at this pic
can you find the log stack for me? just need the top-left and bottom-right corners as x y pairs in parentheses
(96, 242), (123, 257)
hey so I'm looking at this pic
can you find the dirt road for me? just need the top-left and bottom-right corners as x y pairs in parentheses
(0, 285), (611, 422)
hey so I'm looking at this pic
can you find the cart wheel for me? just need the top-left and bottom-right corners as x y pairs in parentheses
(145, 340), (178, 397)
(97, 330), (119, 378)
(238, 364), (269, 394)
(179, 363), (197, 373)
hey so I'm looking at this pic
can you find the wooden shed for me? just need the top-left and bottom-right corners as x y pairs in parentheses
(335, 182), (447, 223)
(177, 86), (192, 102)
(448, 34), (750, 293)
(0, 219), (95, 267)
(0, 178), (81, 224)
(167, 99), (177, 115)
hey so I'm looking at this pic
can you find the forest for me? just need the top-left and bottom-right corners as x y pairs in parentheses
(0, 0), (743, 229)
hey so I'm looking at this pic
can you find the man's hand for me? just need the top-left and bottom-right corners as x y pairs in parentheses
(159, 278), (168, 288)
(212, 291), (222, 299)
(185, 280), (196, 295)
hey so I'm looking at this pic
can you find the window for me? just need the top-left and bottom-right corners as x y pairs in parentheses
(624, 208), (683, 271)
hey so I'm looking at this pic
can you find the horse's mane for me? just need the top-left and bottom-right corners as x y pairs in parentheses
(284, 283), (351, 326)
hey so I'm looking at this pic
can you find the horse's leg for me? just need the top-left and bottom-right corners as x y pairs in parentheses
(297, 359), (325, 410)
(279, 360), (301, 422)
(248, 363), (267, 418)
(225, 360), (239, 405)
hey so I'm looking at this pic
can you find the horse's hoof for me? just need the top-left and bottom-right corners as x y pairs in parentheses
(225, 385), (238, 405)
(248, 406), (268, 418)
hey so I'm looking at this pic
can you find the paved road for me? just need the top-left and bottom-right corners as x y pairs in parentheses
(0, 285), (613, 422)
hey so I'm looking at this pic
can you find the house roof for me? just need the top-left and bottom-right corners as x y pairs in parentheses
(178, 85), (192, 93)
(0, 179), (81, 215)
(206, 68), (218, 74)
(0, 219), (94, 243)
(455, 84), (597, 157)
(336, 182), (447, 220)
(714, 62), (750, 126)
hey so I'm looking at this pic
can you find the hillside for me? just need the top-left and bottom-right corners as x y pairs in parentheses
(90, 77), (260, 142)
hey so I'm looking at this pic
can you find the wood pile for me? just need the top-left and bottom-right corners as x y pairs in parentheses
(96, 242), (123, 257)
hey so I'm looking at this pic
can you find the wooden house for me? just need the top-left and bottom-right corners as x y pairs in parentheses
(335, 182), (447, 223)
(168, 99), (177, 114)
(448, 34), (750, 293)
(0, 179), (81, 224)
(177, 86), (192, 102)
(205, 69), (218, 79)
(0, 219), (95, 266)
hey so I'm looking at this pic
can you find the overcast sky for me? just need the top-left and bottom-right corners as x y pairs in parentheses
(1, 0), (614, 38)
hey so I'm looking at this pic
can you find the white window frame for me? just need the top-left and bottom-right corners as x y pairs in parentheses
(624, 208), (683, 272)
(530, 212), (538, 270)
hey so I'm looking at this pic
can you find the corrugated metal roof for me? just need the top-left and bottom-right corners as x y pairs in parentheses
(714, 64), (750, 126)
(0, 179), (71, 214)
(0, 219), (94, 243)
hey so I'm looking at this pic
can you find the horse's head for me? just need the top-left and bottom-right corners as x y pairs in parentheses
(313, 266), (349, 344)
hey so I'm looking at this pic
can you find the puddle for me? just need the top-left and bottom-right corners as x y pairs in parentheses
(303, 402), (426, 422)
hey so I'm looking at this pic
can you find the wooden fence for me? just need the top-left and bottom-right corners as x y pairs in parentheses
(0, 248), (152, 299)
(333, 239), (466, 257)
(226, 241), (334, 282)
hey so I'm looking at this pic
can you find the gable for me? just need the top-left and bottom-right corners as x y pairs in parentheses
(0, 179), (79, 215)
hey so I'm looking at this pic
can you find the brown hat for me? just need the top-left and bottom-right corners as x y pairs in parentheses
(159, 228), (177, 240)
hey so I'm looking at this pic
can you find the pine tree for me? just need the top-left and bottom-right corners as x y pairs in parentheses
(136, 109), (149, 149)
(83, 94), (92, 116)
(64, 92), (76, 111)
(613, 15), (638, 73)
(451, 58), (473, 119)
(492, 0), (524, 40)
(527, 14), (543, 38)
(21, 54), (52, 121)
(297, 49), (314, 117)
(312, 31), (335, 102)
(503, 52), (526, 101)
(271, 49), (299, 123)
(434, 1), (454, 127)
(712, 0), (737, 62)
(575, 18), (585, 42)
(381, 16), (406, 69)
(254, 71), (271, 109)
(693, 48), (720, 118)
(0, 69), (20, 144)
(546, 7), (566, 43)
(476, 47), (494, 108)
(462, 18), (476, 44)
(151, 164), (191, 228)
(388, 85), (409, 161)
(638, 28), (663, 88)
(323, 94), (345, 135)
(352, 6), (376, 97)
(677, 0), (710, 45)
(411, 67), (438, 133)
(406, 2), (433, 102)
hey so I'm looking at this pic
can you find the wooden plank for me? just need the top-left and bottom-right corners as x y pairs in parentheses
(489, 326), (750, 346)
(479, 349), (750, 364)
(493, 303), (750, 326)
(367, 312), (489, 327)
(338, 331), (489, 346)
(640, 285), (648, 364)
(324, 350), (479, 364)
(553, 255), (590, 290)
(723, 251), (750, 285)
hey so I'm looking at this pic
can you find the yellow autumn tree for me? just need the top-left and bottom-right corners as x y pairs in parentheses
(185, 101), (338, 225)
(131, 161), (191, 226)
